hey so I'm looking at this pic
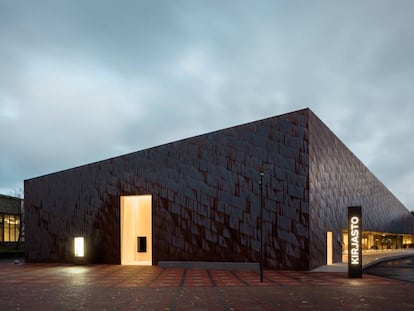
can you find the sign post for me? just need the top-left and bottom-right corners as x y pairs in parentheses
(348, 206), (362, 278)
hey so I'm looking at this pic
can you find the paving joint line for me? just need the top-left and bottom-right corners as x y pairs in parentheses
(230, 271), (250, 286)
(112, 266), (148, 287)
(91, 265), (126, 282)
(147, 268), (165, 287)
(207, 269), (217, 287)
(168, 269), (187, 311)
(263, 276), (282, 285)
(206, 270), (230, 310)
(179, 268), (188, 287)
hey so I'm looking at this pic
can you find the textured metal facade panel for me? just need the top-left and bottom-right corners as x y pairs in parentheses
(25, 109), (310, 269)
(24, 108), (414, 269)
(308, 110), (414, 269)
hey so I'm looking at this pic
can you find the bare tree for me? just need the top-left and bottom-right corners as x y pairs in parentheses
(8, 188), (23, 199)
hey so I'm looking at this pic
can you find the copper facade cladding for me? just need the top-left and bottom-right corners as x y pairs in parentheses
(24, 108), (414, 269)
(308, 111), (414, 268)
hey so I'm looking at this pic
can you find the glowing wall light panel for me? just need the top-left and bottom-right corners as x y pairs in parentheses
(74, 237), (85, 257)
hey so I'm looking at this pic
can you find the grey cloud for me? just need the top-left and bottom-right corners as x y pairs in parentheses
(1, 0), (413, 209)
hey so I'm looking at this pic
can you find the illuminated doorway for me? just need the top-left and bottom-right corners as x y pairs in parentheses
(120, 195), (152, 265)
(326, 231), (333, 265)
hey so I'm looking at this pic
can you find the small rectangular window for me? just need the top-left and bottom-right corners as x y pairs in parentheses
(0, 214), (20, 242)
(137, 236), (147, 252)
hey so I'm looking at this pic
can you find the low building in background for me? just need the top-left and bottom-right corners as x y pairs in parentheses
(24, 108), (414, 269)
(0, 194), (23, 246)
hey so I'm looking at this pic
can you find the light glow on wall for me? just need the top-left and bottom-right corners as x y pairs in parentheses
(74, 237), (85, 257)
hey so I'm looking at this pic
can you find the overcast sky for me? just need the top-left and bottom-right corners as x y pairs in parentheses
(1, 0), (413, 210)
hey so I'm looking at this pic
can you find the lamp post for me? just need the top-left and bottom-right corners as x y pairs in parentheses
(259, 171), (264, 282)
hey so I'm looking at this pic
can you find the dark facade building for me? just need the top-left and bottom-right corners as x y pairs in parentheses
(24, 108), (414, 270)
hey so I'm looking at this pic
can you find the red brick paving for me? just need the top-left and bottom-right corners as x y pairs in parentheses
(0, 263), (413, 310)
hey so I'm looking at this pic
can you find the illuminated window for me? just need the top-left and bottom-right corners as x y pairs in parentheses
(10, 215), (16, 241)
(0, 215), (3, 242)
(4, 215), (9, 241)
(0, 214), (20, 242)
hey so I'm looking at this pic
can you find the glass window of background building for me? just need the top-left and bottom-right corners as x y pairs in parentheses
(0, 214), (20, 242)
(342, 229), (414, 262)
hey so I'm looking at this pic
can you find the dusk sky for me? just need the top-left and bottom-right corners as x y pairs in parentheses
(1, 1), (413, 210)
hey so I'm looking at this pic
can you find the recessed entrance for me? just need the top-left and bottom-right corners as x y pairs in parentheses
(326, 231), (333, 265)
(120, 195), (152, 265)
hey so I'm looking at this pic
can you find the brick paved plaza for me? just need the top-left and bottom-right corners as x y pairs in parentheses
(0, 263), (413, 310)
